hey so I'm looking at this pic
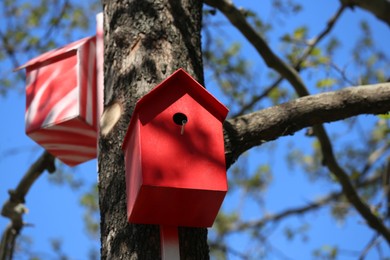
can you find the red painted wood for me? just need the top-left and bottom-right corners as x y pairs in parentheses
(18, 14), (103, 166)
(17, 36), (100, 166)
(122, 69), (229, 227)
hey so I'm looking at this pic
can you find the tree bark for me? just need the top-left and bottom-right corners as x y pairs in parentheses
(98, 1), (208, 259)
(224, 82), (390, 168)
(340, 0), (390, 27)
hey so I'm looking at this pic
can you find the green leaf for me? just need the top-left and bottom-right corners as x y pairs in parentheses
(293, 26), (307, 40)
(316, 55), (329, 64)
(28, 36), (39, 46)
(316, 78), (336, 88)
(378, 113), (390, 120)
(281, 34), (292, 42)
(310, 47), (321, 56)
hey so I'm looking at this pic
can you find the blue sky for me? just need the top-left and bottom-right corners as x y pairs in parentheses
(1, 1), (390, 259)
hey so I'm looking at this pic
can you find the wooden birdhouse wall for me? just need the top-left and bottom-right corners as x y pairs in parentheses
(20, 36), (98, 166)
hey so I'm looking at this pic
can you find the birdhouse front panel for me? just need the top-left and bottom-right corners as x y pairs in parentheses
(123, 69), (229, 227)
(140, 93), (226, 189)
(20, 36), (98, 166)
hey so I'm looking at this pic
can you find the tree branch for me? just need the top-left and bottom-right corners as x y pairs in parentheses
(340, 0), (390, 27)
(224, 82), (390, 243)
(206, 0), (390, 245)
(312, 119), (390, 243)
(0, 151), (55, 260)
(224, 82), (390, 166)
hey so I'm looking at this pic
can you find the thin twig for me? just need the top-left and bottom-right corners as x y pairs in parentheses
(297, 5), (346, 68)
(0, 151), (55, 260)
(229, 173), (381, 233)
(233, 4), (346, 117)
(359, 234), (380, 260)
(204, 0), (308, 96)
(233, 77), (282, 117)
(361, 143), (390, 178)
(329, 62), (357, 86)
(41, 0), (70, 42)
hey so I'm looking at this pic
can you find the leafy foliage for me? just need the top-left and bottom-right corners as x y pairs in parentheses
(80, 184), (99, 239)
(0, 0), (100, 95)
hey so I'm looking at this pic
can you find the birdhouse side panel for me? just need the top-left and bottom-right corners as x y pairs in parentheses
(25, 37), (97, 133)
(25, 54), (79, 133)
(24, 37), (98, 166)
(123, 118), (144, 219)
(140, 93), (227, 191)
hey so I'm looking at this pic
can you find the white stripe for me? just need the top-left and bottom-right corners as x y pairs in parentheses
(41, 87), (78, 126)
(86, 41), (96, 125)
(26, 70), (38, 86)
(48, 124), (96, 138)
(25, 66), (63, 127)
(29, 127), (96, 143)
(43, 143), (96, 154)
(96, 20), (104, 126)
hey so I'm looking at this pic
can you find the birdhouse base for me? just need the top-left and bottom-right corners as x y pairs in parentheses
(27, 117), (97, 166)
(127, 185), (226, 227)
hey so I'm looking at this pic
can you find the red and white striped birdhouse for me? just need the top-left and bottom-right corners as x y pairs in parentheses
(122, 69), (229, 227)
(16, 36), (99, 166)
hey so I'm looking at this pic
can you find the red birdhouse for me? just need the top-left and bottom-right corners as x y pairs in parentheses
(122, 69), (229, 227)
(16, 36), (98, 166)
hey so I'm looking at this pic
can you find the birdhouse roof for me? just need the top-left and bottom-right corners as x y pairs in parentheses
(134, 68), (229, 123)
(15, 36), (95, 71)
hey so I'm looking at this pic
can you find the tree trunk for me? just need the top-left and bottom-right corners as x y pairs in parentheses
(98, 0), (209, 259)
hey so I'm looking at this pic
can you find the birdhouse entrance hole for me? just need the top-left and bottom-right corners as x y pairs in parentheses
(173, 113), (188, 125)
